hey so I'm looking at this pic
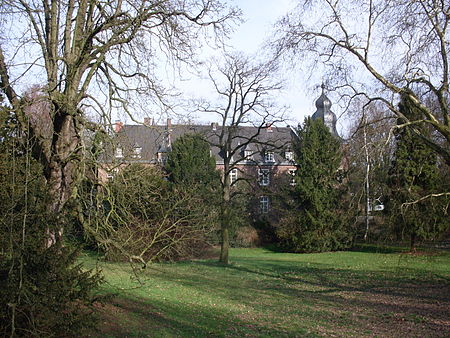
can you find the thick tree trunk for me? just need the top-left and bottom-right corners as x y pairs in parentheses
(45, 109), (82, 245)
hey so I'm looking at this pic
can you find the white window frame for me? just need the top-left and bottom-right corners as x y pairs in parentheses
(244, 150), (253, 162)
(230, 168), (238, 185)
(258, 168), (270, 186)
(157, 152), (167, 164)
(288, 169), (296, 186)
(285, 151), (294, 161)
(132, 146), (142, 159)
(260, 196), (269, 213)
(115, 147), (123, 158)
(264, 151), (274, 163)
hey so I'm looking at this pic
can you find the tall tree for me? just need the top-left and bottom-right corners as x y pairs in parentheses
(388, 99), (449, 250)
(165, 133), (221, 236)
(275, 0), (450, 165)
(198, 53), (286, 264)
(166, 133), (220, 189)
(276, 118), (352, 252)
(0, 0), (238, 242)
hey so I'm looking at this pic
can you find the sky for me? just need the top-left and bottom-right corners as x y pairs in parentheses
(162, 0), (328, 131)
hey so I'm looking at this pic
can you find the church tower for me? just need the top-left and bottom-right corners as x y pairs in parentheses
(311, 84), (339, 137)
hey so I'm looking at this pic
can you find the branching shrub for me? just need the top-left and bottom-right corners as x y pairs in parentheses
(81, 165), (215, 264)
(235, 226), (260, 247)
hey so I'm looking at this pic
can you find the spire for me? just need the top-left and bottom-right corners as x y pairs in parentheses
(311, 84), (339, 137)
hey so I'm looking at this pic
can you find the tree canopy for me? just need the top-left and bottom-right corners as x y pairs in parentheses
(166, 133), (219, 189)
(276, 0), (450, 165)
(0, 0), (238, 219)
(276, 118), (352, 252)
(388, 98), (449, 250)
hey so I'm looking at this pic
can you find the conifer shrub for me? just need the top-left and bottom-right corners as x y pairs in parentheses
(275, 118), (353, 253)
(387, 96), (449, 250)
(0, 132), (102, 337)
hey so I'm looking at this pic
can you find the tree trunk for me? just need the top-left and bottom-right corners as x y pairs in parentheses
(410, 232), (417, 253)
(219, 175), (231, 264)
(220, 216), (229, 264)
(45, 109), (81, 245)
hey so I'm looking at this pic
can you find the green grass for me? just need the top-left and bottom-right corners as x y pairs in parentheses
(80, 246), (450, 337)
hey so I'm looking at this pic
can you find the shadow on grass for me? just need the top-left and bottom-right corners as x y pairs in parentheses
(350, 243), (408, 254)
(92, 292), (314, 337)
(261, 242), (411, 255)
(92, 250), (450, 337)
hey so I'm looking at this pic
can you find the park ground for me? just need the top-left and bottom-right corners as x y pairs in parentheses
(81, 245), (450, 337)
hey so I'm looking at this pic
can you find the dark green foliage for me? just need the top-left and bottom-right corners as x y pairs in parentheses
(0, 112), (102, 337)
(276, 118), (352, 252)
(388, 98), (449, 249)
(166, 133), (219, 189)
(0, 244), (102, 337)
(165, 133), (222, 244)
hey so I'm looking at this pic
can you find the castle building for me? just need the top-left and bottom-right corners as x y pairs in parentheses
(100, 86), (339, 214)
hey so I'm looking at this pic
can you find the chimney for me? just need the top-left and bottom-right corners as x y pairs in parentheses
(266, 123), (273, 132)
(114, 120), (123, 133)
(144, 117), (153, 126)
(166, 118), (172, 148)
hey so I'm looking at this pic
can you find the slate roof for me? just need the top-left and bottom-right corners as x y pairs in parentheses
(109, 123), (296, 166)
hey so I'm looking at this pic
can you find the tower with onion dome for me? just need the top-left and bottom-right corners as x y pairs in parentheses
(311, 84), (339, 138)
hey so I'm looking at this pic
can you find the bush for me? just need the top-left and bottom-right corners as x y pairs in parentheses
(81, 165), (215, 264)
(0, 244), (102, 337)
(0, 136), (102, 337)
(235, 226), (261, 247)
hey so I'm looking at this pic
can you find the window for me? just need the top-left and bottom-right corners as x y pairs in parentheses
(285, 151), (294, 161)
(230, 169), (238, 185)
(115, 147), (123, 158)
(157, 152), (167, 164)
(258, 168), (270, 186)
(244, 150), (253, 162)
(288, 169), (296, 186)
(260, 196), (269, 213)
(264, 151), (274, 162)
(132, 146), (142, 159)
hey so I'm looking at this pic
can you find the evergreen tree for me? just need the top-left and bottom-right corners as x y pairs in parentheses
(0, 108), (101, 336)
(276, 117), (352, 252)
(388, 98), (449, 250)
(165, 133), (220, 202)
(166, 133), (219, 187)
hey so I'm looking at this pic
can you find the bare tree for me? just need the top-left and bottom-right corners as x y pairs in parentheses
(346, 100), (396, 239)
(0, 0), (239, 241)
(275, 0), (450, 165)
(198, 53), (287, 264)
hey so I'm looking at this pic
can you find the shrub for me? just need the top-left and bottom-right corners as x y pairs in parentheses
(235, 226), (261, 247)
(81, 165), (215, 264)
(0, 135), (101, 337)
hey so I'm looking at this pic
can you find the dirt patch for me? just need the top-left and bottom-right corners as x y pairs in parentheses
(334, 281), (450, 337)
(88, 296), (171, 337)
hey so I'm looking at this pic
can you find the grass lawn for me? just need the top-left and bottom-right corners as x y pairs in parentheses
(81, 246), (450, 337)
